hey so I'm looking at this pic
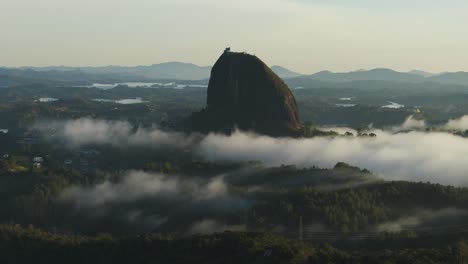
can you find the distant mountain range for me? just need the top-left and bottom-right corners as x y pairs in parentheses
(13, 63), (304, 80)
(270, 65), (304, 78)
(307, 68), (421, 83)
(4, 62), (468, 87)
(305, 68), (468, 86)
(0, 63), (304, 86)
(19, 62), (212, 80)
(408, 70), (435, 77)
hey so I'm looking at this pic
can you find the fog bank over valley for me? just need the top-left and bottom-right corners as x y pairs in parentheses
(34, 116), (468, 187)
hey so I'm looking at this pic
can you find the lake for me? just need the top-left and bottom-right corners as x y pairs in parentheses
(92, 98), (147, 104)
(335, 103), (356, 107)
(83, 82), (208, 90)
(38, 97), (59, 102)
(382, 101), (405, 109)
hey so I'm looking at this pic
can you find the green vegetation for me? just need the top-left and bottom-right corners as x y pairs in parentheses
(2, 81), (468, 262)
(0, 224), (467, 264)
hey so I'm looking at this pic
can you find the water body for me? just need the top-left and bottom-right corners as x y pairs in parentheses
(92, 98), (147, 104)
(38, 97), (59, 102)
(83, 82), (207, 90)
(91, 99), (114, 103)
(115, 98), (147, 104)
(335, 103), (356, 107)
(382, 101), (405, 109)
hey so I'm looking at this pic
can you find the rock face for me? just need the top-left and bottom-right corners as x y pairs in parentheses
(192, 50), (302, 136)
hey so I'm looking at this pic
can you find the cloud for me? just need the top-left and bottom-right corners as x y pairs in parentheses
(59, 170), (247, 234)
(189, 219), (246, 235)
(197, 129), (468, 186)
(122, 210), (168, 230)
(46, 116), (468, 233)
(60, 170), (229, 208)
(390, 114), (468, 132)
(376, 208), (468, 232)
(35, 116), (468, 187)
(391, 114), (468, 132)
(443, 116), (468, 131)
(34, 118), (198, 148)
(376, 216), (420, 233)
(400, 115), (426, 130)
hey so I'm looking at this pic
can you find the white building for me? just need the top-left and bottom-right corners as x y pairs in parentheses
(33, 157), (44, 163)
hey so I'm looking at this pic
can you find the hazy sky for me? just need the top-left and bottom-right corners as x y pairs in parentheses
(2, 0), (468, 73)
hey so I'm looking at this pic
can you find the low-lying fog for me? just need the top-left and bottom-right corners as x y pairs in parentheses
(35, 115), (468, 187)
(31, 116), (468, 234)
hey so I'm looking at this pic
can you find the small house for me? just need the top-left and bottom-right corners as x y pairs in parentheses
(33, 157), (44, 163)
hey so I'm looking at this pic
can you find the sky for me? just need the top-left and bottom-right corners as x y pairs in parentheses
(1, 0), (468, 73)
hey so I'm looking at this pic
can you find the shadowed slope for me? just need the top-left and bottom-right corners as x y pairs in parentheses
(192, 51), (302, 137)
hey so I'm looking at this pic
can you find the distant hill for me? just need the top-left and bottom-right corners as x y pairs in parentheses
(4, 63), (468, 86)
(0, 67), (153, 87)
(307, 68), (423, 83)
(0, 68), (131, 87)
(409, 70), (435, 77)
(428, 72), (468, 86)
(21, 62), (212, 81)
(19, 63), (303, 81)
(270, 65), (304, 78)
(302, 68), (468, 86)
